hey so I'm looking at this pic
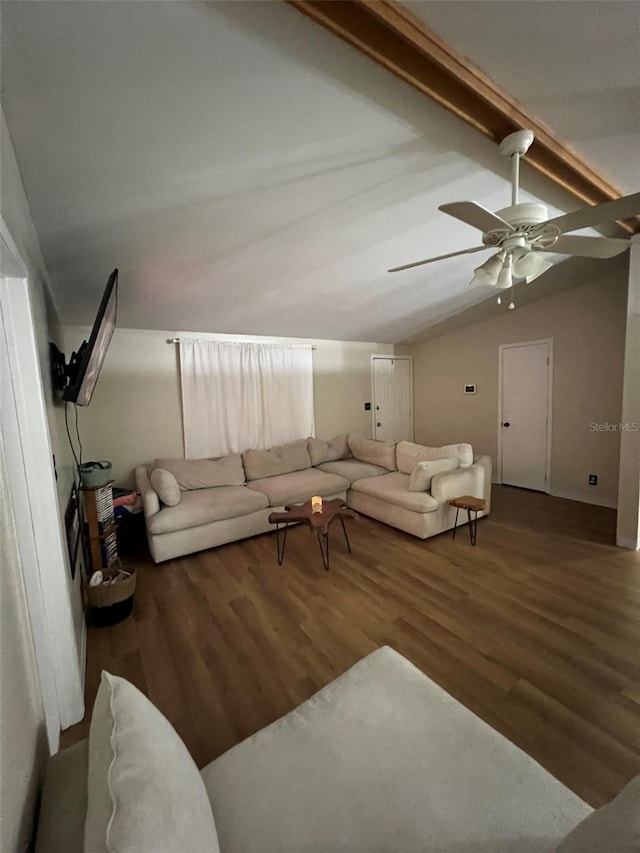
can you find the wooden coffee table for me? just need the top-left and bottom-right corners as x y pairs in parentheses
(268, 498), (357, 571)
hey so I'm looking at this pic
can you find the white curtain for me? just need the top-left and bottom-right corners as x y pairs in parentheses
(179, 340), (315, 458)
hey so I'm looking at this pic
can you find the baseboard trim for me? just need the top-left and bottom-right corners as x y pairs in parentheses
(548, 488), (617, 510)
(616, 535), (640, 551)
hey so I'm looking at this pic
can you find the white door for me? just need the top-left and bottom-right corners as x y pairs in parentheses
(499, 341), (551, 491)
(372, 356), (413, 442)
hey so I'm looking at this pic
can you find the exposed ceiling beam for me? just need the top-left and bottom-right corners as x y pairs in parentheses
(287, 0), (637, 234)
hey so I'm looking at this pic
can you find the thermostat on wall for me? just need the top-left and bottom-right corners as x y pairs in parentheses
(464, 384), (477, 394)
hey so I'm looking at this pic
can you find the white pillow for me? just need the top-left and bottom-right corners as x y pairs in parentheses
(397, 441), (474, 474)
(150, 468), (181, 506)
(409, 458), (459, 492)
(555, 774), (640, 852)
(307, 434), (350, 466)
(154, 455), (245, 489)
(347, 434), (396, 471)
(85, 671), (220, 853)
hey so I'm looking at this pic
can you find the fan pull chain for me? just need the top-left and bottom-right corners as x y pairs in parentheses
(508, 287), (516, 310)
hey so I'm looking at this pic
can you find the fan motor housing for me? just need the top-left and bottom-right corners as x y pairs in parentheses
(495, 202), (549, 228)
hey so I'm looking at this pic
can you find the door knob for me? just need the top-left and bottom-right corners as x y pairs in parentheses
(502, 422), (510, 427)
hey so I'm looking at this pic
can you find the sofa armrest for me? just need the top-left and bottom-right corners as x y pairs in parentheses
(135, 465), (160, 519)
(431, 455), (492, 506)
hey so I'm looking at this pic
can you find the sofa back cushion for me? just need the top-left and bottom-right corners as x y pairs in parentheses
(555, 773), (640, 852)
(149, 468), (181, 506)
(408, 458), (459, 492)
(347, 434), (396, 471)
(153, 455), (245, 490)
(85, 671), (220, 853)
(307, 434), (351, 467)
(243, 439), (311, 481)
(397, 441), (474, 474)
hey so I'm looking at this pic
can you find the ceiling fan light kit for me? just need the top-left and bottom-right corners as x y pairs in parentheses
(388, 129), (640, 309)
(496, 254), (514, 289)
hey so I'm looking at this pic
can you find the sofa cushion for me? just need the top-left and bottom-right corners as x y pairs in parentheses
(347, 434), (396, 471)
(316, 459), (388, 484)
(397, 441), (474, 473)
(408, 458), (459, 492)
(147, 486), (269, 535)
(150, 468), (181, 506)
(243, 439), (311, 481)
(201, 646), (590, 853)
(351, 471), (439, 514)
(555, 773), (640, 852)
(153, 455), (245, 490)
(307, 434), (351, 466)
(35, 740), (87, 853)
(85, 671), (219, 853)
(247, 469), (348, 507)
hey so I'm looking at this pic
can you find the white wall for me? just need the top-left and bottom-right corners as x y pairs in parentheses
(0, 110), (84, 848)
(617, 237), (640, 548)
(63, 326), (394, 487)
(0, 449), (47, 852)
(409, 264), (628, 508)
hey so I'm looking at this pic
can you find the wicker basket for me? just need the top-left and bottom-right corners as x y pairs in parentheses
(87, 565), (136, 609)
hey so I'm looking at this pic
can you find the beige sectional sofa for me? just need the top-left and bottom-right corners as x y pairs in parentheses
(135, 434), (492, 563)
(37, 645), (638, 853)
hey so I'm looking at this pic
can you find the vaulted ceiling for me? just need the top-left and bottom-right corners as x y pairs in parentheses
(2, 1), (638, 342)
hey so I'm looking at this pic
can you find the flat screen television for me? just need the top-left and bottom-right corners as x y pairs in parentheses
(63, 269), (118, 406)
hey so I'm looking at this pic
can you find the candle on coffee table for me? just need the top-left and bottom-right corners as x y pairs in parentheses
(311, 495), (323, 513)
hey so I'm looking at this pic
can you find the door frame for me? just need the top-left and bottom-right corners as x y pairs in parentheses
(497, 338), (553, 491)
(0, 217), (84, 751)
(370, 354), (414, 441)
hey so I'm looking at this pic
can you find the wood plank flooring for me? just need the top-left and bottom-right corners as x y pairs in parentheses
(62, 486), (640, 807)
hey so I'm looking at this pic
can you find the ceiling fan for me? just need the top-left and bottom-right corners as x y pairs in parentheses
(388, 129), (640, 308)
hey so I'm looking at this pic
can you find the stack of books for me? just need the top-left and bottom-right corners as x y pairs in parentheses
(95, 485), (118, 568)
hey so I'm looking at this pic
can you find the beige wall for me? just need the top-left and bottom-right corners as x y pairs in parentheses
(63, 326), (394, 488)
(410, 265), (628, 508)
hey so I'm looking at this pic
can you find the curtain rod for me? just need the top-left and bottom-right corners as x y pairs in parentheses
(167, 337), (317, 350)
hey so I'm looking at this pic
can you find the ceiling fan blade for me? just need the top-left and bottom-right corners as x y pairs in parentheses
(439, 202), (514, 233)
(551, 235), (630, 258)
(387, 245), (487, 273)
(542, 192), (640, 235)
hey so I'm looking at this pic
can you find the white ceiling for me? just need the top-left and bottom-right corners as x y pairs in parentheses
(1, 1), (637, 343)
(411, 1), (640, 194)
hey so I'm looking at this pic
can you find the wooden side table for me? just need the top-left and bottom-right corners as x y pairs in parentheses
(448, 495), (486, 546)
(268, 498), (357, 571)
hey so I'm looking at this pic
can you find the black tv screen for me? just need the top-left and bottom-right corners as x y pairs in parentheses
(63, 269), (118, 406)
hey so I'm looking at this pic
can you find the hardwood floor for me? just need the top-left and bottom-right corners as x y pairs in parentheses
(62, 486), (640, 807)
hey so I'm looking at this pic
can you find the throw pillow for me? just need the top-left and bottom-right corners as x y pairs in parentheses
(555, 774), (640, 852)
(397, 441), (474, 474)
(153, 455), (245, 490)
(307, 434), (350, 466)
(85, 671), (220, 853)
(347, 434), (396, 471)
(149, 468), (181, 506)
(408, 458), (459, 492)
(242, 439), (311, 481)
